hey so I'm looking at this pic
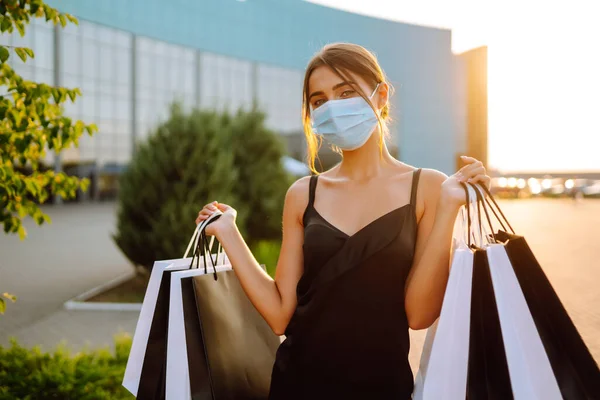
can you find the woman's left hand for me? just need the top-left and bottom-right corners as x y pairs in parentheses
(440, 155), (492, 209)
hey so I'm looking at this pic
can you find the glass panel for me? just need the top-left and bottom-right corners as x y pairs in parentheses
(116, 49), (131, 85)
(35, 25), (54, 70)
(99, 45), (114, 82)
(80, 93), (96, 119)
(99, 95), (113, 119)
(81, 39), (98, 79)
(61, 33), (79, 75)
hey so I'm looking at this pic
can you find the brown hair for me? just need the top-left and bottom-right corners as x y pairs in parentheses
(302, 43), (394, 174)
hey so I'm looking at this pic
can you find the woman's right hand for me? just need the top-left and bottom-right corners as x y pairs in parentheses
(195, 201), (237, 238)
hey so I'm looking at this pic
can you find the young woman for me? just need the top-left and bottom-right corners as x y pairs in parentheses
(196, 43), (491, 399)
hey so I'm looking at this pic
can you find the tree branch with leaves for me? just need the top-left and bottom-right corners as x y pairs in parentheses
(0, 0), (98, 314)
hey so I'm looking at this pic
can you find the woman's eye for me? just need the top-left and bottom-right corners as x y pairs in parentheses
(313, 99), (325, 108)
(340, 90), (355, 98)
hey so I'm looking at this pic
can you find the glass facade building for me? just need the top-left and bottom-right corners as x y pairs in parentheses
(3, 0), (467, 185)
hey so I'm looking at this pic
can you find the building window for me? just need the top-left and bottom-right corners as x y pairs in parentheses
(135, 36), (196, 141)
(60, 20), (133, 165)
(257, 65), (303, 134)
(200, 52), (253, 113)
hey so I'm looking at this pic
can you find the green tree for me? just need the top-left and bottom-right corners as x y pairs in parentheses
(0, 0), (98, 314)
(113, 104), (292, 274)
(113, 104), (243, 270)
(229, 108), (292, 248)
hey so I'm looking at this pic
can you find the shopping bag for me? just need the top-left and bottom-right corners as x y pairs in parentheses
(482, 186), (600, 399)
(469, 183), (562, 399)
(415, 206), (475, 400)
(166, 233), (230, 399)
(415, 182), (599, 399)
(173, 224), (280, 399)
(122, 212), (222, 398)
(466, 246), (513, 399)
(184, 269), (280, 399)
(486, 244), (561, 399)
(165, 212), (279, 399)
(416, 183), (510, 400)
(414, 183), (530, 400)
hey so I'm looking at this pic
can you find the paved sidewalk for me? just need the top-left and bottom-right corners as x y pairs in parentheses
(0, 202), (131, 345)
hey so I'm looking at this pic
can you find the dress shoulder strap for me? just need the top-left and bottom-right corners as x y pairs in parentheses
(410, 168), (422, 207)
(308, 175), (319, 208)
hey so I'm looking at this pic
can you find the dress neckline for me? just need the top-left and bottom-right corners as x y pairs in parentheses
(311, 203), (413, 239)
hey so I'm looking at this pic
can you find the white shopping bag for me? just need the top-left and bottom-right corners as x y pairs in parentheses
(486, 244), (562, 400)
(166, 246), (231, 400)
(122, 212), (222, 397)
(413, 185), (481, 400)
(415, 247), (474, 399)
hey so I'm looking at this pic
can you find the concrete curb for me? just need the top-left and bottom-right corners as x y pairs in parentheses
(63, 270), (143, 312)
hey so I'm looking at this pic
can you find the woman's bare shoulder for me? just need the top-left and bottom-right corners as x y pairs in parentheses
(418, 168), (449, 188)
(284, 176), (312, 215)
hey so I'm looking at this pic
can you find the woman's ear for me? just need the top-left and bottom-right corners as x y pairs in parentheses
(375, 82), (389, 111)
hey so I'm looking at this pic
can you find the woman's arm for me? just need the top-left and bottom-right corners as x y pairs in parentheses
(210, 177), (309, 335)
(405, 158), (489, 330)
(404, 169), (461, 330)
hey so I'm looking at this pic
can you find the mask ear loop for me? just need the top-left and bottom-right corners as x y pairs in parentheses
(369, 82), (381, 99)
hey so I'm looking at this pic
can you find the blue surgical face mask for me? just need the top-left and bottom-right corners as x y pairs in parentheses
(310, 84), (380, 151)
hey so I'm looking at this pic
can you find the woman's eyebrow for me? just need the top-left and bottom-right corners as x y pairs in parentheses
(308, 81), (356, 100)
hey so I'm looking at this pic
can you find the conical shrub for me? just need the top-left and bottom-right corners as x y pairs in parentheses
(113, 104), (292, 271)
(113, 104), (241, 269)
(229, 108), (292, 248)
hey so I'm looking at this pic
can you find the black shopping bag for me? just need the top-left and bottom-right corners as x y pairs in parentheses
(181, 227), (280, 399)
(479, 185), (600, 399)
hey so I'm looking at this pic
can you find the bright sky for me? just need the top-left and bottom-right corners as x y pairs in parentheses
(308, 0), (600, 173)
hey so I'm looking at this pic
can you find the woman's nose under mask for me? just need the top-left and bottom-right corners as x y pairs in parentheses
(310, 84), (380, 151)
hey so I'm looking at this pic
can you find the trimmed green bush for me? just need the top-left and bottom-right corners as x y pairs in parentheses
(0, 334), (133, 400)
(114, 104), (240, 269)
(229, 109), (293, 248)
(114, 104), (291, 271)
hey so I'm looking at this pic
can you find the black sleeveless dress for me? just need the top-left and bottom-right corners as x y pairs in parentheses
(268, 168), (422, 400)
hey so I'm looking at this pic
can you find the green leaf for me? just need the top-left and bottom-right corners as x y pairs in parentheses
(0, 46), (9, 63)
(24, 48), (34, 58)
(11, 109), (22, 126)
(17, 224), (26, 240)
(43, 5), (56, 22)
(0, 17), (12, 32)
(66, 14), (78, 25)
(0, 298), (5, 314)
(51, 88), (60, 103)
(85, 124), (95, 135)
(58, 14), (67, 27)
(15, 20), (25, 36)
(14, 47), (27, 62)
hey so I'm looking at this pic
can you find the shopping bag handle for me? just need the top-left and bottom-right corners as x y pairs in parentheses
(466, 182), (515, 236)
(459, 182), (496, 248)
(190, 213), (224, 280)
(460, 182), (473, 248)
(468, 182), (498, 246)
(183, 210), (223, 259)
(460, 182), (488, 248)
(476, 183), (515, 234)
